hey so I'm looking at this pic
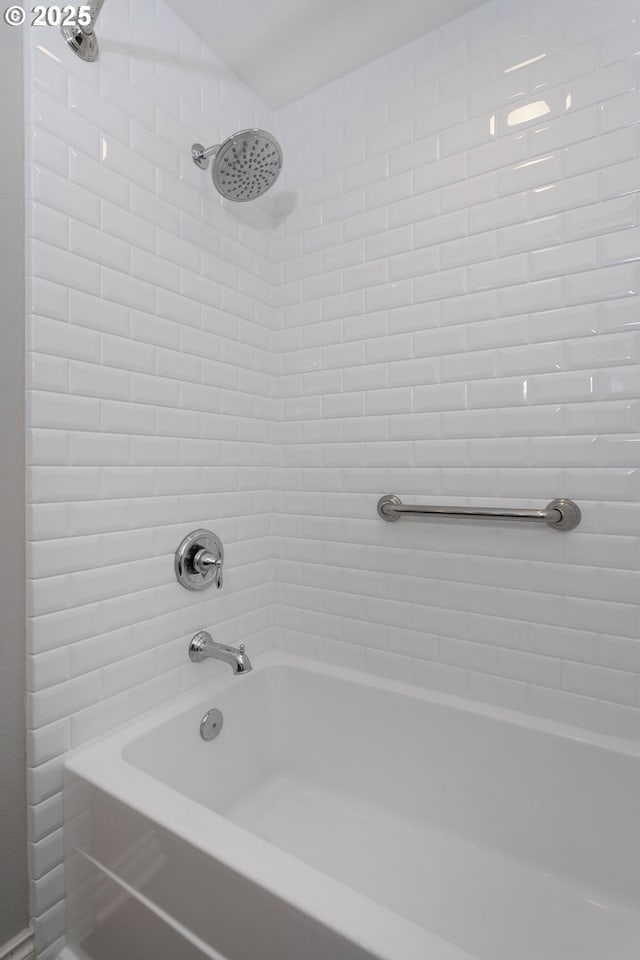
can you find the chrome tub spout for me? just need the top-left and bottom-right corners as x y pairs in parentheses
(188, 632), (252, 675)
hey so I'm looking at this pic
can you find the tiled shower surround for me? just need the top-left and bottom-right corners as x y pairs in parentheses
(25, 1), (278, 951)
(25, 0), (640, 954)
(271, 0), (640, 736)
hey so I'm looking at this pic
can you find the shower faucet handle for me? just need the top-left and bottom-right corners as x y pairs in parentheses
(194, 548), (223, 589)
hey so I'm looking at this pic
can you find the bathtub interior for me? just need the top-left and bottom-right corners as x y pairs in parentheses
(120, 659), (640, 960)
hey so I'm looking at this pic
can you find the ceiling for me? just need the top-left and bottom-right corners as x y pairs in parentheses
(165, 0), (488, 108)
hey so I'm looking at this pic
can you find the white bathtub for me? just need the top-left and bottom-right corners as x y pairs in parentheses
(62, 650), (640, 960)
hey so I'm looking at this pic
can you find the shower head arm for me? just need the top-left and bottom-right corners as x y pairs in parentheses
(191, 143), (221, 171)
(82, 0), (106, 35)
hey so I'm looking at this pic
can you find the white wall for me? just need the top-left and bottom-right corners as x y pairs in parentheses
(25, 1), (278, 954)
(26, 0), (640, 955)
(0, 12), (28, 951)
(272, 0), (640, 734)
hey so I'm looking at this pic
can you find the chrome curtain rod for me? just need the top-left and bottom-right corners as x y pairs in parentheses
(377, 495), (581, 531)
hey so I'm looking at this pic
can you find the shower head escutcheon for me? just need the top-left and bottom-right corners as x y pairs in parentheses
(61, 0), (106, 62)
(192, 129), (283, 202)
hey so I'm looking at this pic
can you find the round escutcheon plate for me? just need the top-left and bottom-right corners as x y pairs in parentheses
(200, 708), (223, 741)
(175, 528), (224, 591)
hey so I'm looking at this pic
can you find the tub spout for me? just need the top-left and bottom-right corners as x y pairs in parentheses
(188, 631), (252, 674)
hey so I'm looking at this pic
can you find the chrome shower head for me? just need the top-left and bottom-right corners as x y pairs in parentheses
(192, 129), (283, 202)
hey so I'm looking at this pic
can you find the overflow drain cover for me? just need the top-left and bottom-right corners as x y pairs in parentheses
(200, 708), (223, 741)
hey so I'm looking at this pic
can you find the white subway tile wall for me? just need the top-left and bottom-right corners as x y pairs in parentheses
(25, 0), (279, 953)
(270, 0), (640, 747)
(25, 0), (640, 954)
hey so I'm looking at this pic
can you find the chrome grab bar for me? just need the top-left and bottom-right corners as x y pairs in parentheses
(377, 494), (581, 531)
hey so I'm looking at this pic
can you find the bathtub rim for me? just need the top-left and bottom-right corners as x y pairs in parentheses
(66, 648), (640, 770)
